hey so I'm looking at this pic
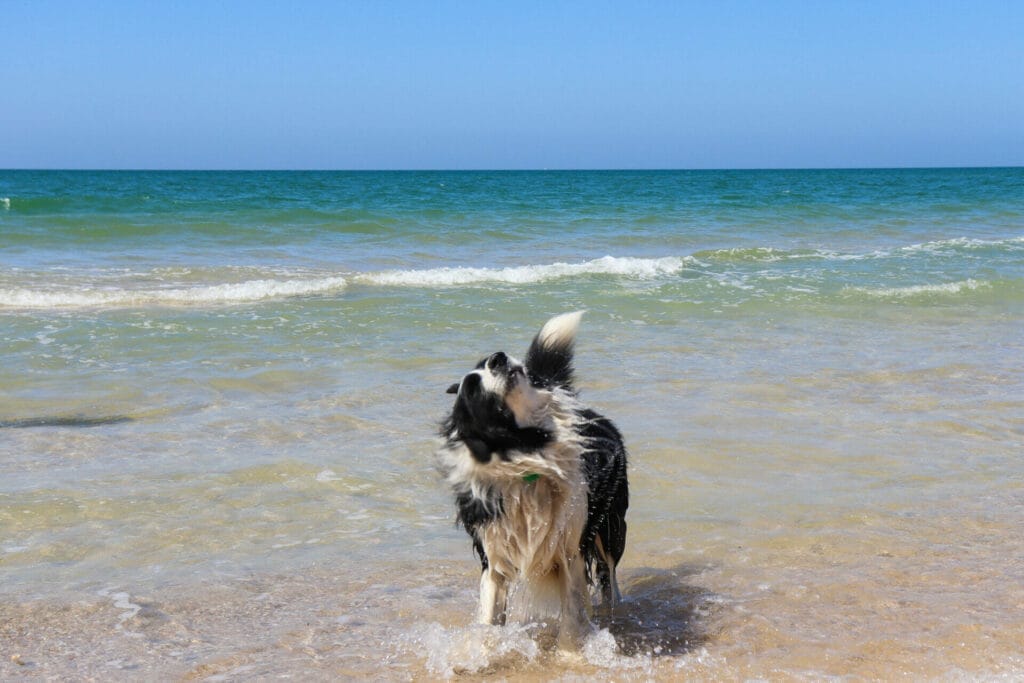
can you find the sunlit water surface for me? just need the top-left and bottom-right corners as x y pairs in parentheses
(2, 170), (1022, 679)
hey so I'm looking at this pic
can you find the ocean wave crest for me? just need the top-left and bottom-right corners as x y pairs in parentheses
(844, 279), (990, 299)
(0, 257), (687, 309)
(358, 256), (689, 287)
(892, 236), (1024, 256)
(694, 247), (848, 263)
(0, 277), (349, 309)
(2, 246), (1020, 310)
(694, 236), (1024, 264)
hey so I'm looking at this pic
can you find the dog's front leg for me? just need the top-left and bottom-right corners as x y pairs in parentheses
(557, 557), (592, 649)
(477, 568), (508, 625)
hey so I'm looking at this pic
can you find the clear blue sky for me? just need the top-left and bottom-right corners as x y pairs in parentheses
(3, 1), (1022, 169)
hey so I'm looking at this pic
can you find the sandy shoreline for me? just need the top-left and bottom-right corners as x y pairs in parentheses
(5, 505), (1023, 682)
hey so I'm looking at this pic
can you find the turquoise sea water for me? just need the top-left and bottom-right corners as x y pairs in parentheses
(2, 169), (1023, 679)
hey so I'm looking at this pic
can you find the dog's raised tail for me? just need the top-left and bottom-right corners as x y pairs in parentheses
(524, 311), (584, 390)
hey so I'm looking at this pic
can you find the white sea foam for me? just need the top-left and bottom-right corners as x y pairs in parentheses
(1, 197), (10, 209)
(582, 628), (652, 670)
(857, 236), (1024, 260)
(699, 236), (1024, 264)
(399, 622), (658, 676)
(315, 469), (341, 482)
(0, 276), (348, 309)
(0, 257), (692, 309)
(897, 236), (1024, 254)
(3, 240), (1015, 310)
(359, 255), (687, 287)
(403, 622), (541, 676)
(700, 246), (837, 262)
(847, 279), (989, 298)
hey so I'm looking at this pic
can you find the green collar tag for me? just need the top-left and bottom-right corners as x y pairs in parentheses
(522, 472), (541, 483)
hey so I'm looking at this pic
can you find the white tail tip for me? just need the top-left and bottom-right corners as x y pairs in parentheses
(537, 310), (585, 348)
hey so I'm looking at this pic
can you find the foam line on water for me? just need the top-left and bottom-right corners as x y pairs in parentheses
(0, 257), (688, 309)
(845, 279), (989, 298)
(2, 239), (1020, 309)
(0, 276), (349, 309)
(696, 235), (1024, 263)
(358, 255), (689, 287)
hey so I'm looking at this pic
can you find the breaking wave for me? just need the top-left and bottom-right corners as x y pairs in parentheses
(695, 236), (1024, 264)
(0, 257), (687, 309)
(0, 277), (349, 309)
(844, 279), (991, 299)
(358, 256), (688, 287)
(1, 246), (1020, 310)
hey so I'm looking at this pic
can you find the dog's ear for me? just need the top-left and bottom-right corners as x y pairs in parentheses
(464, 436), (492, 463)
(446, 383), (459, 394)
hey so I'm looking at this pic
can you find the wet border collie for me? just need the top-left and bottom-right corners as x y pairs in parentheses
(438, 312), (628, 647)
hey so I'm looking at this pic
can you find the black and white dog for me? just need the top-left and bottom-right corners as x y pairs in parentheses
(438, 312), (628, 646)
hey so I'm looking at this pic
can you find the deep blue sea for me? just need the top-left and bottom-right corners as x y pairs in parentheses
(2, 169), (1023, 678)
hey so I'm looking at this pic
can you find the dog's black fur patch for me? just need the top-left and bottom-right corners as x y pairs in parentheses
(577, 409), (629, 590)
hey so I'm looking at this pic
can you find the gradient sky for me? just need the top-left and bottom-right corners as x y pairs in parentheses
(3, 1), (1022, 169)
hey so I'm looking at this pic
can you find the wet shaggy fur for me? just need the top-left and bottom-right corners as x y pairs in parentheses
(437, 312), (629, 645)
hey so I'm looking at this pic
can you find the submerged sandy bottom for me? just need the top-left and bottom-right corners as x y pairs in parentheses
(3, 311), (1023, 680)
(4, 492), (1022, 681)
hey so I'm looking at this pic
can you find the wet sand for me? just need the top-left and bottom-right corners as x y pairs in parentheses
(4, 489), (1022, 681)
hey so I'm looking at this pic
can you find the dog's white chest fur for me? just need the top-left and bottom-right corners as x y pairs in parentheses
(475, 446), (591, 637)
(480, 450), (588, 582)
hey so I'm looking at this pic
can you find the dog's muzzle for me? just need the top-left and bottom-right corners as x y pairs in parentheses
(487, 351), (526, 384)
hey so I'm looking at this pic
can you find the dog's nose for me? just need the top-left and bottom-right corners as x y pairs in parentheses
(487, 352), (508, 370)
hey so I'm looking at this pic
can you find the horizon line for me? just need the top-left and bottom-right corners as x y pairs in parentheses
(2, 165), (1022, 173)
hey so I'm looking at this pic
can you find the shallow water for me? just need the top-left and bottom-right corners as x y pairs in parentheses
(1, 169), (1023, 679)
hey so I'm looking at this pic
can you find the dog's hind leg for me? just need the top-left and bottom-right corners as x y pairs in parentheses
(477, 568), (508, 625)
(594, 534), (621, 607)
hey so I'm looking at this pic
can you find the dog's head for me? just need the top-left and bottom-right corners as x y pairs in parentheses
(443, 312), (583, 464)
(444, 350), (550, 463)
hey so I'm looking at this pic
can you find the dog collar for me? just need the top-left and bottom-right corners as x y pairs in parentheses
(522, 472), (541, 483)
